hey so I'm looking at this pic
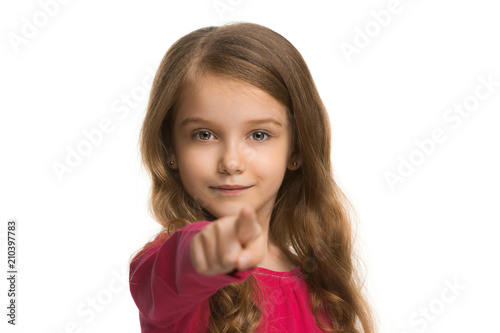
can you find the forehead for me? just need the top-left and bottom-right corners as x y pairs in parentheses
(175, 74), (289, 127)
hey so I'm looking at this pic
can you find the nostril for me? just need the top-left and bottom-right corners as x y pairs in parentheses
(218, 156), (244, 174)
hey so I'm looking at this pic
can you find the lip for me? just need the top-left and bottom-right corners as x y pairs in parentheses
(212, 185), (251, 190)
(210, 185), (253, 194)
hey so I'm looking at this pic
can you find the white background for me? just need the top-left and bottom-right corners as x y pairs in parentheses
(1, 0), (499, 332)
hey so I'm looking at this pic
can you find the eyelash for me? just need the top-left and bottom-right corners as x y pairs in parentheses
(192, 130), (272, 142)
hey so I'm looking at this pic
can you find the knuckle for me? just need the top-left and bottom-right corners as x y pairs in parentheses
(220, 252), (237, 267)
(199, 229), (211, 246)
(192, 255), (207, 274)
(211, 222), (222, 236)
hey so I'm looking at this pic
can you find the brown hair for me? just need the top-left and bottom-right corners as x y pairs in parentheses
(135, 22), (375, 332)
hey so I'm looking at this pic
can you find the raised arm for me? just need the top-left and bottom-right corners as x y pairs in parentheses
(129, 221), (254, 330)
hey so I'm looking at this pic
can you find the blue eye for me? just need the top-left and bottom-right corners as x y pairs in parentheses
(193, 131), (270, 141)
(251, 131), (270, 141)
(195, 131), (213, 140)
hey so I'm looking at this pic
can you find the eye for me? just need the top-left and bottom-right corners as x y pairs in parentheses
(194, 131), (214, 141)
(192, 130), (270, 141)
(250, 131), (270, 141)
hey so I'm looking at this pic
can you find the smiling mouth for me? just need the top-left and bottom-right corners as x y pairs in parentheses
(209, 185), (253, 194)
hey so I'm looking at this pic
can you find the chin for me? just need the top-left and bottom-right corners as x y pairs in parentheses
(209, 205), (248, 219)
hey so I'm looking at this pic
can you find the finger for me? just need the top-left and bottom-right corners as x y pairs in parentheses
(235, 206), (261, 246)
(236, 233), (266, 271)
(193, 225), (220, 275)
(190, 233), (208, 274)
(215, 221), (240, 272)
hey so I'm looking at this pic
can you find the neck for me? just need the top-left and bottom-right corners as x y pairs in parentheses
(258, 227), (296, 272)
(255, 209), (296, 272)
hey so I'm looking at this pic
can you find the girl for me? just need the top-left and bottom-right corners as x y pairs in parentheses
(129, 22), (375, 332)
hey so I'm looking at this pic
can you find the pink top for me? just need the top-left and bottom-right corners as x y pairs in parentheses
(129, 221), (328, 332)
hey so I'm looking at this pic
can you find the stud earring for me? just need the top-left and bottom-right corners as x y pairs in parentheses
(293, 161), (297, 167)
(169, 161), (173, 166)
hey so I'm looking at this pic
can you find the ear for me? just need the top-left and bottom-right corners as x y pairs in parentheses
(167, 148), (178, 170)
(287, 154), (302, 170)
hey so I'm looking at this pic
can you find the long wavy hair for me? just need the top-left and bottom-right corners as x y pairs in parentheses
(134, 22), (375, 332)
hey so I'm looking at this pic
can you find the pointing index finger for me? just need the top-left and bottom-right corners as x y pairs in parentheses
(235, 206), (260, 246)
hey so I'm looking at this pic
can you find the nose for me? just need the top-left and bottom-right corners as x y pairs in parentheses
(217, 141), (247, 175)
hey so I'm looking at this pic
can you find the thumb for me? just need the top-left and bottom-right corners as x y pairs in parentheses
(235, 206), (261, 246)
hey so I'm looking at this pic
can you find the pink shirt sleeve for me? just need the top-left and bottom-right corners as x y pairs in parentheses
(129, 221), (255, 331)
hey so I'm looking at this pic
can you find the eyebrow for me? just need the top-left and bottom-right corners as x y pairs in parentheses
(179, 117), (284, 128)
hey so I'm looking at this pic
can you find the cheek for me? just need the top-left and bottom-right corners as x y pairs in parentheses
(251, 148), (288, 183)
(177, 161), (206, 205)
(177, 148), (219, 208)
(176, 146), (215, 187)
(178, 149), (205, 178)
(177, 142), (213, 166)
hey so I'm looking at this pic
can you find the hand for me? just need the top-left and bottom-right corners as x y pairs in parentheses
(189, 206), (265, 275)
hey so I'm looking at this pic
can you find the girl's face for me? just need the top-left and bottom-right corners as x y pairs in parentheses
(170, 74), (299, 224)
